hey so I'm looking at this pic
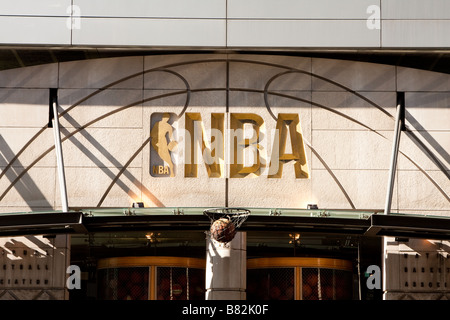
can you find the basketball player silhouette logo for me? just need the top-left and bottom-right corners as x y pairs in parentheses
(150, 113), (177, 177)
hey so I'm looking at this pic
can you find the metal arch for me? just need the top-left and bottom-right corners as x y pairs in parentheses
(1, 56), (448, 209)
(151, 69), (191, 120)
(0, 90), (190, 203)
(0, 57), (388, 181)
(3, 85), (448, 207)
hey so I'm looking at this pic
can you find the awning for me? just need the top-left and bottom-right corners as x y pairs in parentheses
(365, 213), (450, 239)
(0, 211), (86, 236)
(0, 208), (449, 239)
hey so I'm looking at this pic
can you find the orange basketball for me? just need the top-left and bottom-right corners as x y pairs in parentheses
(285, 286), (294, 299)
(130, 270), (142, 283)
(172, 283), (183, 295)
(270, 286), (281, 299)
(210, 218), (236, 243)
(302, 284), (312, 298)
(324, 286), (334, 300)
(307, 273), (318, 287)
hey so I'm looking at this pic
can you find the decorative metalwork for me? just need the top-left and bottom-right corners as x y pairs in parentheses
(1, 56), (448, 211)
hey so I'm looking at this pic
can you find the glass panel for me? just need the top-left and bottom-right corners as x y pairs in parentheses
(302, 268), (353, 300)
(247, 268), (295, 300)
(156, 267), (205, 300)
(97, 267), (149, 300)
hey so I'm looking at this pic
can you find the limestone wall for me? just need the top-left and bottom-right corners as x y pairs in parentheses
(0, 54), (448, 214)
(0, 53), (448, 299)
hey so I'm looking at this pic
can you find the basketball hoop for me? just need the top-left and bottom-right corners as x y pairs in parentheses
(204, 208), (250, 243)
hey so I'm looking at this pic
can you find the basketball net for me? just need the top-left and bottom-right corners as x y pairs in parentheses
(204, 208), (250, 243)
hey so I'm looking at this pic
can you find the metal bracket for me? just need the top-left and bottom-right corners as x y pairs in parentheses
(269, 209), (281, 216)
(318, 211), (330, 218)
(173, 208), (184, 215)
(123, 209), (135, 216)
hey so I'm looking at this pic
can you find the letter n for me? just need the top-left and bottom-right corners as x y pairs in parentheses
(184, 113), (224, 178)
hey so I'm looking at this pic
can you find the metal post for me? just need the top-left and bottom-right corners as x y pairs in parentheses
(384, 103), (403, 215)
(52, 99), (69, 212)
(382, 92), (404, 300)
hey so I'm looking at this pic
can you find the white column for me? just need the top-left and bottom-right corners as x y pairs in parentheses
(205, 232), (246, 300)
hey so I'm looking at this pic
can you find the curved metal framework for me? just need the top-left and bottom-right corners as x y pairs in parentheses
(0, 56), (448, 213)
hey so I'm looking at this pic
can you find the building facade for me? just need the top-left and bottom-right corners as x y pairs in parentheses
(0, 0), (449, 300)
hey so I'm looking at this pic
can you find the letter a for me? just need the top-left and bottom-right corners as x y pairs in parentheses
(66, 265), (81, 289)
(268, 114), (308, 179)
(366, 5), (380, 30)
(366, 265), (381, 290)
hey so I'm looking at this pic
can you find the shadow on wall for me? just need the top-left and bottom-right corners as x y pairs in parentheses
(0, 235), (66, 300)
(0, 56), (448, 211)
(385, 238), (450, 300)
(0, 134), (53, 211)
(405, 111), (450, 177)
